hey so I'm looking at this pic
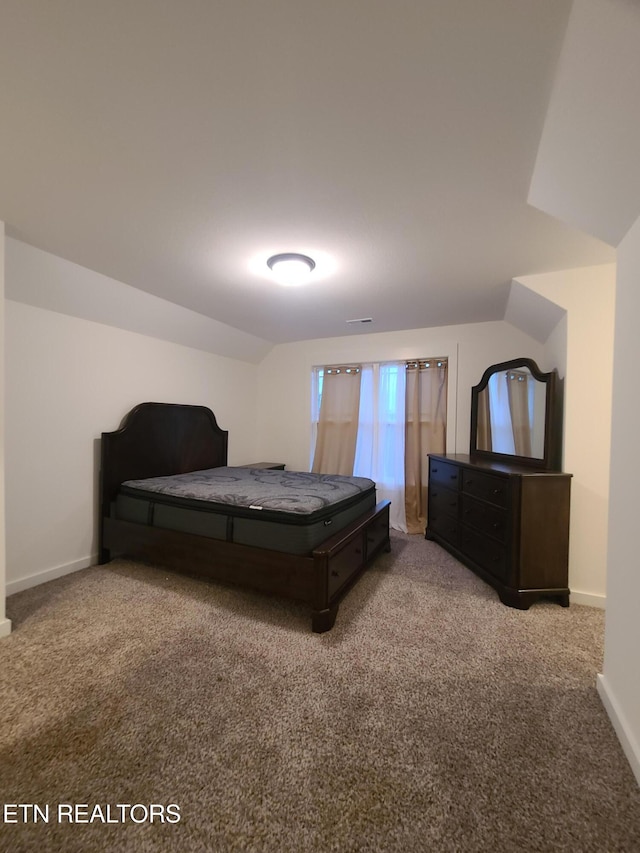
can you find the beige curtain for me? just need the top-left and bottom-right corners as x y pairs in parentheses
(311, 367), (362, 475)
(476, 387), (492, 451)
(506, 371), (532, 457)
(405, 361), (447, 534)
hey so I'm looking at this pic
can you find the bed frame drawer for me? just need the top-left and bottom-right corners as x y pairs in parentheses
(366, 513), (390, 559)
(328, 538), (365, 598)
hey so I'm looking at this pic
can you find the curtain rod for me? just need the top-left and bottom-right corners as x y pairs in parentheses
(325, 366), (361, 375)
(405, 358), (448, 370)
(505, 370), (528, 381)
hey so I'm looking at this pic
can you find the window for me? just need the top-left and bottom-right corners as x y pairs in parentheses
(311, 359), (447, 532)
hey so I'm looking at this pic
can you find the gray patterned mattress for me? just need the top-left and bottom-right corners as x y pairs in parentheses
(115, 467), (377, 555)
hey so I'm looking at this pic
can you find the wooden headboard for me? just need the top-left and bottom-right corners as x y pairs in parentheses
(100, 402), (229, 516)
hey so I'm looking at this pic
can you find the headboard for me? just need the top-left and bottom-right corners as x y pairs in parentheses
(100, 402), (229, 516)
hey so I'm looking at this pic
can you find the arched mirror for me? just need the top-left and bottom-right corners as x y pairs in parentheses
(470, 358), (562, 470)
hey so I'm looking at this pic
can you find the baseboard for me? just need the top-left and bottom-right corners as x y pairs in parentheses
(597, 673), (640, 787)
(6, 555), (98, 597)
(0, 617), (12, 638)
(570, 590), (606, 609)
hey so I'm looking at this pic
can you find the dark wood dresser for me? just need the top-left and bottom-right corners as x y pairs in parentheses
(426, 453), (571, 608)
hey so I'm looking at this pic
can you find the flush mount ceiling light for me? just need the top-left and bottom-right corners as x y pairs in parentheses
(266, 252), (316, 286)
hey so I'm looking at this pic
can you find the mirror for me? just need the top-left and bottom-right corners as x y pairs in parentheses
(470, 358), (561, 470)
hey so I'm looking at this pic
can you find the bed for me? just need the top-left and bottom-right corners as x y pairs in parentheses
(99, 402), (391, 632)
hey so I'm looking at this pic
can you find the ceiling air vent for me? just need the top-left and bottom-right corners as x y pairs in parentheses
(346, 317), (373, 325)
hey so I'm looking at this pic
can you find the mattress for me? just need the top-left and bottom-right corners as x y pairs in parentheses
(115, 466), (377, 555)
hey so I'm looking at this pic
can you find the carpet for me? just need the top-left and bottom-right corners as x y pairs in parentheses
(1, 532), (639, 852)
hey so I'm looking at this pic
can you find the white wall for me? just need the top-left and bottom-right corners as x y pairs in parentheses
(5, 237), (272, 364)
(529, 0), (640, 246)
(514, 265), (616, 606)
(5, 296), (259, 595)
(599, 214), (640, 785)
(526, 0), (640, 785)
(256, 320), (545, 471)
(0, 223), (10, 636)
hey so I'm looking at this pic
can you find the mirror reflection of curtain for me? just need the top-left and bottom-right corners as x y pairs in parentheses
(476, 388), (492, 451)
(506, 371), (532, 457)
(312, 367), (362, 475)
(487, 372), (515, 454)
(404, 360), (447, 535)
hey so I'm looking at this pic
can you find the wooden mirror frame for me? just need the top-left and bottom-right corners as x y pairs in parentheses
(469, 357), (562, 471)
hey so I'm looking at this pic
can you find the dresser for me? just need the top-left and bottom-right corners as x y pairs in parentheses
(426, 453), (571, 608)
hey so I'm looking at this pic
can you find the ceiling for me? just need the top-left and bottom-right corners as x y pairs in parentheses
(0, 0), (615, 345)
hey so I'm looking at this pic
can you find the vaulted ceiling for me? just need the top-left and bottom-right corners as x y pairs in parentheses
(0, 0), (615, 344)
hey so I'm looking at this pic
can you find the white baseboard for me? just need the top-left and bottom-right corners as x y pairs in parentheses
(570, 590), (606, 609)
(597, 673), (640, 787)
(6, 555), (98, 597)
(0, 617), (12, 638)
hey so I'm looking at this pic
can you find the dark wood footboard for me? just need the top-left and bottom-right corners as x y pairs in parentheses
(310, 500), (390, 631)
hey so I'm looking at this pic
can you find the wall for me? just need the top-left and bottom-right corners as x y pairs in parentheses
(0, 224), (10, 636)
(514, 264), (616, 606)
(529, 0), (640, 246)
(5, 297), (259, 595)
(256, 320), (545, 471)
(525, 0), (640, 785)
(5, 237), (272, 364)
(598, 214), (640, 784)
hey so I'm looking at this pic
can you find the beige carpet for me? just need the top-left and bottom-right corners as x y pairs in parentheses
(1, 532), (639, 853)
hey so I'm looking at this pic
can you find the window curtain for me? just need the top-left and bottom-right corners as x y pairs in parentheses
(311, 358), (448, 534)
(487, 372), (515, 455)
(404, 361), (447, 534)
(311, 367), (362, 476)
(506, 371), (532, 457)
(476, 387), (492, 452)
(353, 363), (407, 532)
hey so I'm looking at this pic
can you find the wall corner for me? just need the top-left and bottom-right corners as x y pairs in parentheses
(0, 220), (11, 637)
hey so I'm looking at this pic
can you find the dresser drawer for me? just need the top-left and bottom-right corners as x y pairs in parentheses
(460, 526), (508, 582)
(429, 459), (460, 489)
(461, 494), (508, 542)
(428, 513), (461, 548)
(461, 469), (509, 508)
(429, 484), (459, 519)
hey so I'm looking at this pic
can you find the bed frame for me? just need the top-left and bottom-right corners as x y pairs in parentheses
(99, 402), (391, 632)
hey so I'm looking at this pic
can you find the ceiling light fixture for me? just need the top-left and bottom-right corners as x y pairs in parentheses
(266, 252), (316, 286)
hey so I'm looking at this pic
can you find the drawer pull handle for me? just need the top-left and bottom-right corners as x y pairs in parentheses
(450, 474), (457, 480)
(493, 488), (502, 495)
(331, 570), (339, 577)
(432, 467), (439, 473)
